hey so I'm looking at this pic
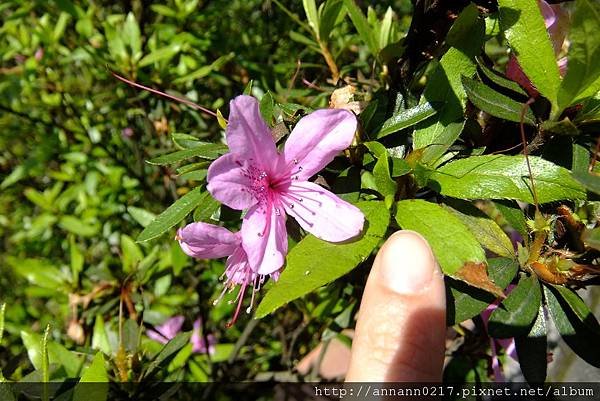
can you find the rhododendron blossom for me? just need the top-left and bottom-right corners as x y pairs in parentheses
(177, 222), (272, 325)
(207, 95), (365, 275)
(146, 315), (216, 354)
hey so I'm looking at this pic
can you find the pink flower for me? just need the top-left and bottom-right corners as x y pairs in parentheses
(191, 319), (216, 355)
(146, 316), (185, 344)
(177, 222), (269, 325)
(506, 0), (569, 97)
(147, 315), (216, 354)
(481, 285), (519, 382)
(206, 95), (365, 277)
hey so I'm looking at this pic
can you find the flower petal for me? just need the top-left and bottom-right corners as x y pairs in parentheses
(177, 222), (240, 259)
(225, 246), (256, 285)
(226, 95), (278, 162)
(207, 153), (257, 210)
(241, 202), (288, 275)
(283, 109), (356, 180)
(280, 181), (364, 242)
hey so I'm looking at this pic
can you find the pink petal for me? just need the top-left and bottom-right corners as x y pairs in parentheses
(283, 109), (357, 181)
(241, 202), (288, 275)
(539, 0), (557, 28)
(280, 181), (364, 242)
(148, 316), (184, 343)
(226, 95), (278, 162)
(225, 246), (256, 284)
(177, 222), (240, 259)
(207, 153), (257, 210)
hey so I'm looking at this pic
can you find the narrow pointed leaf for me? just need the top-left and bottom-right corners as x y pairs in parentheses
(515, 304), (548, 384)
(376, 102), (436, 139)
(462, 76), (535, 125)
(137, 187), (205, 242)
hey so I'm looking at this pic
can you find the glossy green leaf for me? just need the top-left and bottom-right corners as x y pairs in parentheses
(127, 206), (157, 228)
(21, 331), (82, 377)
(147, 144), (227, 165)
(363, 142), (396, 200)
(498, 0), (561, 105)
(444, 203), (514, 258)
(143, 332), (192, 379)
(420, 121), (464, 166)
(557, 0), (600, 109)
(376, 102), (436, 139)
(303, 0), (320, 35)
(59, 216), (99, 237)
(319, 0), (345, 40)
(343, 0), (379, 57)
(544, 285), (600, 368)
(256, 201), (389, 318)
(494, 200), (529, 239)
(259, 91), (275, 124)
(515, 304), (547, 384)
(137, 187), (204, 242)
(73, 353), (108, 401)
(476, 58), (528, 97)
(91, 316), (111, 356)
(429, 155), (586, 203)
(573, 171), (600, 195)
(413, 5), (484, 149)
(121, 234), (143, 273)
(462, 76), (535, 125)
(446, 257), (519, 325)
(192, 191), (220, 222)
(395, 199), (486, 276)
(8, 257), (66, 291)
(488, 273), (541, 338)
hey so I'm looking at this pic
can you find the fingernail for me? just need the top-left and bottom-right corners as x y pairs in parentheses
(379, 231), (437, 295)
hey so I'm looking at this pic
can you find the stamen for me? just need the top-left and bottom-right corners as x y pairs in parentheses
(226, 280), (248, 328)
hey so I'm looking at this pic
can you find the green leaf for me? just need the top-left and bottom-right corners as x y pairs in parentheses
(137, 187), (204, 242)
(582, 227), (600, 251)
(73, 353), (108, 401)
(549, 285), (600, 334)
(476, 58), (528, 97)
(147, 144), (227, 165)
(376, 102), (436, 139)
(557, 0), (600, 109)
(21, 331), (82, 377)
(128, 206), (157, 228)
(69, 236), (84, 284)
(303, 0), (320, 36)
(419, 121), (464, 166)
(59, 216), (99, 237)
(363, 142), (396, 201)
(413, 5), (484, 149)
(138, 43), (181, 67)
(446, 258), (519, 325)
(0, 303), (5, 346)
(544, 284), (600, 368)
(488, 273), (541, 338)
(256, 201), (389, 318)
(494, 200), (529, 239)
(121, 234), (143, 273)
(319, 0), (345, 40)
(8, 257), (66, 291)
(515, 304), (548, 384)
(429, 155), (586, 204)
(573, 171), (600, 195)
(143, 332), (192, 379)
(343, 0), (379, 57)
(192, 190), (220, 222)
(259, 91), (275, 124)
(462, 76), (535, 125)
(172, 53), (234, 84)
(395, 199), (486, 276)
(79, 353), (108, 382)
(498, 0), (561, 105)
(123, 12), (142, 61)
(91, 315), (111, 356)
(444, 202), (514, 258)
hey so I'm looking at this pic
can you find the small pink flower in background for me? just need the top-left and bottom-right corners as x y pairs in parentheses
(177, 222), (272, 325)
(480, 285), (518, 382)
(506, 0), (569, 97)
(147, 315), (216, 354)
(146, 316), (185, 344)
(207, 95), (364, 277)
(191, 319), (216, 355)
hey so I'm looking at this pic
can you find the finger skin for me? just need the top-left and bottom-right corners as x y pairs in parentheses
(346, 231), (446, 382)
